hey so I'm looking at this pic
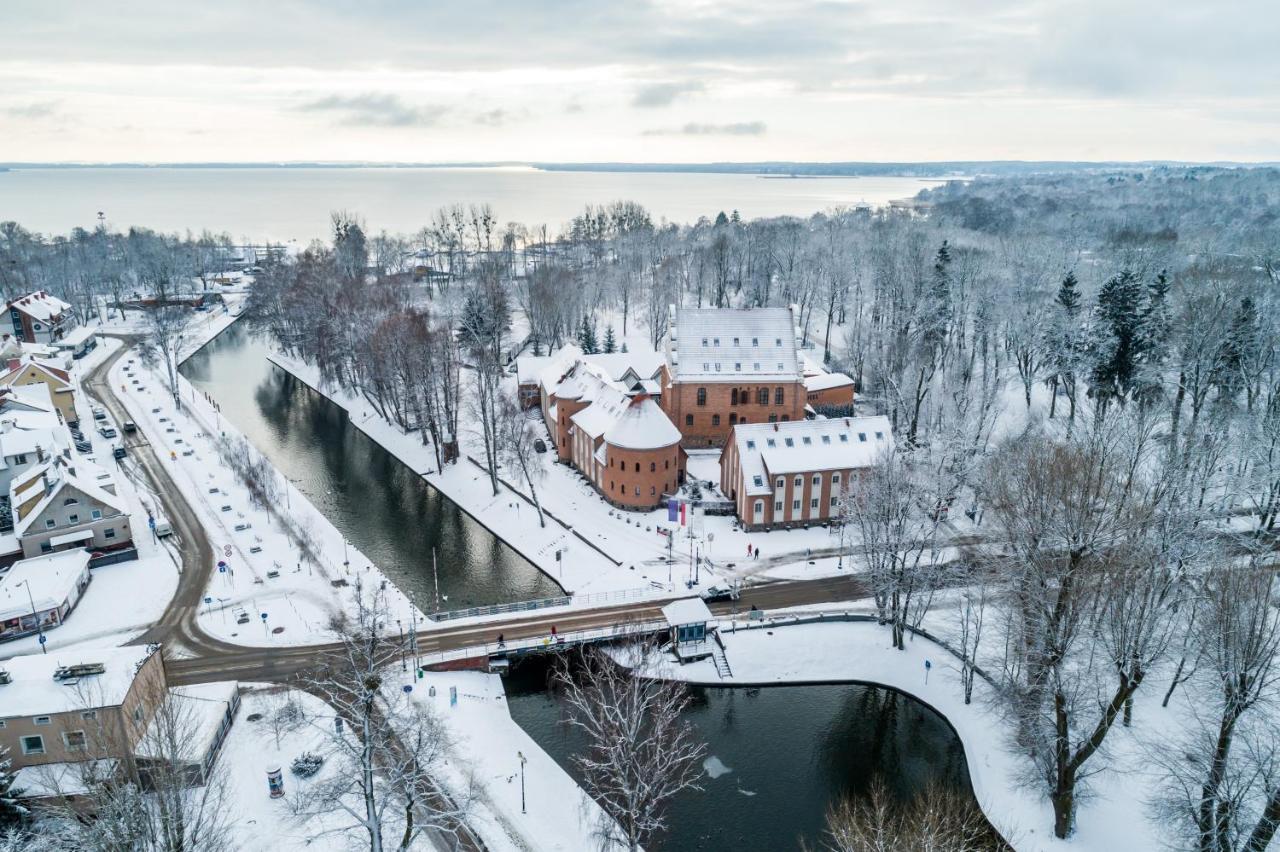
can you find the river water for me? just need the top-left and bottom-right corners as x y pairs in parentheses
(0, 166), (948, 240)
(180, 287), (975, 852)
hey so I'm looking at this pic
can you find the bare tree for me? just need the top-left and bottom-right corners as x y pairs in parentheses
(495, 391), (547, 527)
(821, 777), (997, 852)
(299, 586), (473, 852)
(554, 645), (707, 852)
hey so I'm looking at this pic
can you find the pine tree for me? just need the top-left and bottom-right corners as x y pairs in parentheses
(0, 745), (25, 829)
(1089, 269), (1145, 413)
(578, 314), (599, 354)
(1212, 295), (1258, 405)
(923, 240), (952, 351)
(1134, 270), (1171, 407)
(1055, 270), (1081, 318)
(603, 324), (617, 354)
(1048, 271), (1083, 420)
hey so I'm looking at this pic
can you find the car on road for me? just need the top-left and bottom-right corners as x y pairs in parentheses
(153, 517), (173, 537)
(122, 421), (137, 433)
(74, 440), (92, 453)
(112, 446), (127, 460)
(701, 584), (740, 603)
(98, 426), (117, 438)
(92, 409), (107, 422)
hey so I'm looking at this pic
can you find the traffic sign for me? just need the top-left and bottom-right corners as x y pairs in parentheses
(218, 565), (226, 573)
(223, 545), (232, 557)
(38, 634), (46, 644)
(203, 597), (212, 604)
(402, 685), (413, 694)
(260, 612), (268, 620)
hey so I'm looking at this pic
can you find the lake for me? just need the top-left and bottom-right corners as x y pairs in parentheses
(0, 166), (947, 241)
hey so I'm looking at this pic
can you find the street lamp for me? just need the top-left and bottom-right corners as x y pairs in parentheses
(397, 619), (406, 672)
(20, 580), (46, 654)
(517, 751), (527, 814)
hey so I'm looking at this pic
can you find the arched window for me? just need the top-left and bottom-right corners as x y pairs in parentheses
(757, 387), (768, 405)
(696, 388), (707, 406)
(730, 388), (739, 406)
(712, 414), (721, 426)
(774, 387), (784, 405)
(650, 462), (656, 472)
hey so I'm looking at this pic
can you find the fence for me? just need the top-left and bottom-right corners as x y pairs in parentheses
(429, 586), (651, 623)
(413, 617), (669, 667)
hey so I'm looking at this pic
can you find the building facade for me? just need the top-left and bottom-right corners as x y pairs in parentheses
(6, 292), (76, 345)
(11, 456), (132, 558)
(721, 416), (893, 530)
(659, 306), (807, 448)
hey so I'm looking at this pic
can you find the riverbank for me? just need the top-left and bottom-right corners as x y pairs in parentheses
(632, 615), (1187, 852)
(267, 349), (666, 598)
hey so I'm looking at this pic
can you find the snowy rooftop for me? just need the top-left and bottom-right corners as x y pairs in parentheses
(0, 645), (154, 718)
(731, 416), (893, 492)
(15, 758), (119, 798)
(602, 395), (682, 450)
(804, 372), (855, 392)
(8, 291), (72, 323)
(668, 307), (801, 383)
(11, 456), (126, 536)
(135, 681), (238, 763)
(0, 549), (90, 620)
(56, 325), (97, 347)
(662, 597), (712, 626)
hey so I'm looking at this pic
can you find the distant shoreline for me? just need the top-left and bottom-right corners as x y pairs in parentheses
(0, 160), (1271, 178)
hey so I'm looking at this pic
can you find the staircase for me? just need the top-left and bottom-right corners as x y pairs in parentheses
(712, 646), (733, 679)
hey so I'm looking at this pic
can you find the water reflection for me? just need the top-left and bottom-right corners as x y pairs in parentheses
(504, 658), (973, 851)
(180, 323), (562, 609)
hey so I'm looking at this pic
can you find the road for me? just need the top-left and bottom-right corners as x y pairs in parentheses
(83, 340), (876, 689)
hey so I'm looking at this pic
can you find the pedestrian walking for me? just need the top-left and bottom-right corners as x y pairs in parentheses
(747, 542), (752, 556)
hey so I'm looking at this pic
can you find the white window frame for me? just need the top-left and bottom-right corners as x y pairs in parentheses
(753, 501), (763, 519)
(20, 735), (44, 756)
(62, 730), (87, 752)
(33, 716), (51, 726)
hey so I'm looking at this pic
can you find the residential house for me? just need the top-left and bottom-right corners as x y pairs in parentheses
(0, 550), (92, 642)
(0, 359), (78, 426)
(720, 416), (894, 530)
(804, 371), (856, 409)
(6, 292), (76, 345)
(10, 455), (132, 558)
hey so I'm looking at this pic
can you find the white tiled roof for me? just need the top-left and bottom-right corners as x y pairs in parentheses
(668, 307), (801, 383)
(730, 416), (893, 494)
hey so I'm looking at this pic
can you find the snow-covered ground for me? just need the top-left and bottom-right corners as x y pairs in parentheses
(398, 667), (621, 852)
(1, 337), (181, 658)
(268, 348), (882, 600)
(105, 317), (426, 648)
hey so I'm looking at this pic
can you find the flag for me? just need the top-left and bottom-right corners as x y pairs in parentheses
(668, 499), (678, 522)
(680, 501), (687, 526)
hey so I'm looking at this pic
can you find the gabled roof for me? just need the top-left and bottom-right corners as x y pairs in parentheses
(0, 549), (90, 620)
(667, 306), (801, 383)
(0, 360), (72, 390)
(730, 416), (894, 493)
(804, 372), (855, 392)
(11, 456), (126, 535)
(7, 291), (72, 323)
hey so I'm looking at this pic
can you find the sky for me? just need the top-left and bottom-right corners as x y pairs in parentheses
(2, 0), (1278, 164)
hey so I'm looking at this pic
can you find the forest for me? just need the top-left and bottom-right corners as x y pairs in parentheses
(2, 165), (1279, 849)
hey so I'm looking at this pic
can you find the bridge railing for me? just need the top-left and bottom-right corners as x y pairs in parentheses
(429, 587), (652, 623)
(411, 617), (669, 667)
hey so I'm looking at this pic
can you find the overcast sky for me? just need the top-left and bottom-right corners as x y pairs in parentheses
(3, 0), (1278, 164)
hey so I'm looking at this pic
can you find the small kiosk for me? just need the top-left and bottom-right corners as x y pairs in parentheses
(662, 598), (714, 663)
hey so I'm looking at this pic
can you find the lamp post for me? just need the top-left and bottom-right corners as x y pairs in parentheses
(397, 619), (406, 672)
(517, 751), (527, 814)
(20, 580), (46, 654)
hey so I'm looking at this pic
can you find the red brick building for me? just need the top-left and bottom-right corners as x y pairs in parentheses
(804, 371), (856, 408)
(659, 306), (807, 448)
(721, 416), (893, 530)
(534, 351), (683, 511)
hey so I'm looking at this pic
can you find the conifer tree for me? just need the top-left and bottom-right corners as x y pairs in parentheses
(603, 324), (617, 354)
(578, 314), (599, 354)
(1089, 269), (1145, 415)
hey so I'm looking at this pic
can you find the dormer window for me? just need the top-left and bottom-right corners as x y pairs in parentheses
(753, 363), (760, 371)
(714, 363), (721, 372)
(753, 475), (763, 487)
(766, 438), (776, 448)
(775, 338), (782, 346)
(713, 338), (720, 346)
(784, 438), (794, 447)
(702, 338), (708, 346)
(734, 363), (741, 371)
(875, 431), (884, 440)
(802, 436), (812, 445)
(822, 435), (831, 444)
(752, 338), (758, 346)
(839, 434), (849, 442)
(746, 440), (756, 449)
(732, 337), (739, 346)
(858, 433), (867, 442)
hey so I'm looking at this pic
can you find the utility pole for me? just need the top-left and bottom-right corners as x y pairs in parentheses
(21, 580), (45, 654)
(518, 751), (527, 814)
(432, 547), (441, 612)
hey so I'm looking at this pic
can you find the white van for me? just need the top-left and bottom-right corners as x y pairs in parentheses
(153, 518), (174, 538)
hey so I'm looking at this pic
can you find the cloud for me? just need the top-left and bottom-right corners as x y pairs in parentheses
(473, 108), (509, 127)
(6, 101), (57, 119)
(631, 81), (704, 108)
(643, 121), (766, 136)
(297, 93), (447, 128)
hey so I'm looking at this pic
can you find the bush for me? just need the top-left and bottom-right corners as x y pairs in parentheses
(290, 752), (324, 778)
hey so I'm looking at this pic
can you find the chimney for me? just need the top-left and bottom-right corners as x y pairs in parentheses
(6, 358), (19, 372)
(36, 444), (44, 463)
(42, 472), (51, 494)
(0, 420), (9, 434)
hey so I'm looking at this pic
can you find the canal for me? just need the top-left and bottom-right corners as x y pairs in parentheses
(181, 321), (980, 851)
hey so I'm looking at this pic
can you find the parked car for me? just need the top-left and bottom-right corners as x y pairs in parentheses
(112, 446), (127, 460)
(122, 421), (137, 433)
(93, 410), (108, 422)
(234, 607), (250, 625)
(153, 517), (173, 537)
(98, 426), (117, 438)
(701, 584), (740, 603)
(74, 440), (92, 453)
